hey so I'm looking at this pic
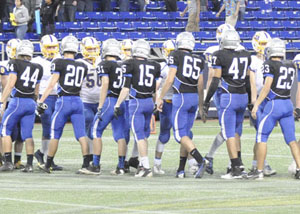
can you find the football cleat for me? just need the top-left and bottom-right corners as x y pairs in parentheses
(128, 157), (139, 169)
(263, 165), (276, 176)
(124, 161), (130, 173)
(21, 164), (33, 173)
(189, 163), (199, 175)
(153, 164), (165, 175)
(0, 154), (3, 167)
(77, 164), (101, 175)
(247, 166), (257, 178)
(135, 167), (152, 177)
(221, 166), (246, 180)
(51, 162), (63, 171)
(288, 160), (297, 175)
(0, 162), (14, 172)
(34, 149), (45, 166)
(14, 161), (25, 170)
(38, 164), (51, 173)
(111, 167), (125, 175)
(176, 170), (186, 178)
(205, 156), (214, 175)
(195, 159), (209, 178)
(247, 169), (264, 180)
(295, 169), (300, 179)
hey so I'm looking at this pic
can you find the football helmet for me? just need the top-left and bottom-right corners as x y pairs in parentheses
(176, 32), (195, 51)
(216, 24), (235, 43)
(252, 31), (271, 55)
(81, 36), (100, 60)
(61, 35), (79, 54)
(162, 40), (175, 58)
(16, 40), (34, 58)
(132, 39), (151, 59)
(40, 34), (59, 59)
(121, 39), (134, 58)
(6, 39), (21, 59)
(293, 54), (300, 70)
(220, 29), (240, 50)
(264, 38), (285, 59)
(102, 38), (121, 58)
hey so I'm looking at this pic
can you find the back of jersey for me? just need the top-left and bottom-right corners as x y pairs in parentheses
(212, 49), (251, 94)
(168, 50), (204, 94)
(8, 59), (43, 99)
(51, 58), (88, 96)
(263, 60), (296, 100)
(123, 58), (160, 99)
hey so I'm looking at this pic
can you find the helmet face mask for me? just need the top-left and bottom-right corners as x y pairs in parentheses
(16, 40), (34, 58)
(81, 37), (100, 62)
(61, 35), (79, 55)
(162, 40), (175, 58)
(252, 31), (271, 55)
(102, 38), (121, 59)
(132, 39), (151, 59)
(220, 29), (240, 50)
(40, 35), (59, 59)
(264, 38), (286, 60)
(6, 39), (21, 59)
(176, 32), (195, 51)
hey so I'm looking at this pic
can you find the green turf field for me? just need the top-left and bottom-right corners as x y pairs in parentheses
(1, 120), (300, 214)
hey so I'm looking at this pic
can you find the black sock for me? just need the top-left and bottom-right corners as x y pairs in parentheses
(238, 151), (241, 158)
(177, 156), (187, 172)
(190, 148), (203, 164)
(231, 158), (240, 168)
(14, 155), (21, 164)
(87, 154), (93, 163)
(46, 156), (54, 168)
(4, 152), (12, 163)
(83, 155), (89, 168)
(27, 154), (33, 165)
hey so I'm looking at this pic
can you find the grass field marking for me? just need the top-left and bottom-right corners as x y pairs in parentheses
(0, 197), (172, 214)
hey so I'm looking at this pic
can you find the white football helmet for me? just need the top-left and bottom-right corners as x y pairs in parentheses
(16, 40), (34, 58)
(264, 38), (285, 59)
(176, 32), (195, 51)
(40, 34), (59, 59)
(81, 36), (100, 60)
(162, 40), (175, 58)
(220, 29), (240, 50)
(61, 35), (79, 54)
(102, 38), (121, 58)
(293, 54), (300, 70)
(6, 38), (21, 59)
(216, 24), (235, 43)
(121, 39), (134, 58)
(132, 39), (151, 59)
(252, 31), (271, 55)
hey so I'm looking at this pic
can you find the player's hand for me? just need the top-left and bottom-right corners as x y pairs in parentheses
(216, 12), (220, 17)
(153, 104), (158, 114)
(294, 108), (300, 121)
(251, 105), (258, 120)
(36, 102), (48, 116)
(157, 98), (164, 112)
(248, 103), (254, 111)
(96, 108), (103, 121)
(114, 106), (122, 119)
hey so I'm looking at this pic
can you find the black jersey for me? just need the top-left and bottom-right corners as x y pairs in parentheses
(7, 59), (43, 99)
(263, 60), (296, 100)
(123, 58), (161, 99)
(168, 50), (205, 94)
(212, 49), (252, 94)
(51, 58), (88, 96)
(97, 60), (123, 97)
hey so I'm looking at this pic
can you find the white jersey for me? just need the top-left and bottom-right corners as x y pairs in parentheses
(31, 56), (58, 95)
(249, 55), (264, 95)
(78, 58), (101, 104)
(158, 61), (173, 100)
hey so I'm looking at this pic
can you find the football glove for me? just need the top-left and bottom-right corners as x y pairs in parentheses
(203, 102), (210, 118)
(114, 106), (122, 119)
(96, 108), (103, 121)
(248, 104), (254, 111)
(36, 102), (48, 116)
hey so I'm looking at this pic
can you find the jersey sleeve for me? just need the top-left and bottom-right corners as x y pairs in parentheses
(122, 59), (133, 88)
(262, 61), (274, 78)
(7, 60), (17, 75)
(97, 61), (109, 77)
(168, 51), (179, 69)
(50, 59), (61, 74)
(211, 52), (222, 69)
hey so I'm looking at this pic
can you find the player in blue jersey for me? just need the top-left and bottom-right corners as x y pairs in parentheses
(38, 35), (91, 174)
(250, 38), (300, 180)
(32, 34), (63, 171)
(157, 32), (207, 179)
(204, 30), (256, 179)
(0, 40), (43, 172)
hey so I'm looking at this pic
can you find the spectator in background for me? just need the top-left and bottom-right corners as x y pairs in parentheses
(216, 0), (240, 27)
(200, 0), (207, 11)
(180, 0), (200, 32)
(119, 0), (129, 12)
(13, 0), (30, 39)
(56, 1), (65, 22)
(239, 0), (247, 21)
(101, 0), (111, 11)
(0, 0), (6, 31)
(211, 0), (221, 12)
(165, 0), (177, 11)
(77, 0), (93, 12)
(64, 0), (77, 22)
(4, 0), (15, 22)
(41, 0), (60, 36)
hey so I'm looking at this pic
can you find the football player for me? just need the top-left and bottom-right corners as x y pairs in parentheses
(38, 35), (90, 174)
(204, 30), (255, 179)
(250, 38), (300, 180)
(78, 36), (101, 164)
(115, 39), (161, 177)
(157, 32), (207, 179)
(32, 34), (63, 171)
(0, 40), (43, 172)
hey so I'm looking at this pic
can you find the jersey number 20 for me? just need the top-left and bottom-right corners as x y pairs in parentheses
(64, 65), (85, 87)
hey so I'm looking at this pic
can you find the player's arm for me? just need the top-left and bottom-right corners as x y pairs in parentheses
(249, 70), (257, 104)
(234, 1), (241, 17)
(0, 73), (17, 111)
(206, 67), (214, 89)
(38, 73), (59, 103)
(34, 83), (40, 101)
(98, 76), (109, 109)
(198, 73), (206, 122)
(216, 4), (225, 17)
(204, 68), (221, 104)
(196, 0), (201, 23)
(115, 87), (129, 108)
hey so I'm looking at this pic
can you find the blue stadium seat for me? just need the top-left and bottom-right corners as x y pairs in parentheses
(55, 22), (65, 32)
(167, 21), (185, 31)
(104, 12), (122, 21)
(82, 22), (100, 31)
(269, 11), (288, 20)
(151, 43), (163, 48)
(194, 32), (214, 40)
(146, 1), (161, 11)
(64, 22), (82, 31)
(236, 21), (251, 31)
(280, 31), (297, 40)
(98, 22), (118, 32)
(113, 32), (128, 40)
(116, 22), (135, 32)
(87, 12), (106, 21)
(286, 11), (300, 20)
(200, 12), (209, 21)
(266, 21), (284, 30)
(94, 32), (112, 41)
(251, 21), (267, 30)
(247, 31), (257, 39)
(149, 21), (168, 31)
(293, 42), (300, 49)
(246, 1), (259, 10)
(59, 32), (75, 40)
(289, 1), (300, 10)
(253, 11), (272, 20)
(25, 33), (40, 41)
(145, 32), (165, 41)
(286, 42), (293, 50)
(256, 2), (272, 11)
(194, 43), (209, 52)
(272, 1), (291, 10)
(138, 12), (157, 21)
(269, 31), (280, 38)
(75, 12), (88, 21)
(206, 11), (224, 21)
(177, 1), (187, 11)
(153, 12), (173, 21)
(0, 33), (6, 42)
(3, 22), (14, 31)
(119, 12), (139, 21)
(244, 11), (255, 20)
(162, 32), (178, 40)
(76, 32), (94, 40)
(128, 32), (147, 40)
(242, 42), (253, 50)
(132, 22), (152, 31)
(33, 43), (41, 52)
(238, 31), (251, 40)
(282, 21), (299, 30)
(170, 12), (188, 21)
(200, 21), (216, 31)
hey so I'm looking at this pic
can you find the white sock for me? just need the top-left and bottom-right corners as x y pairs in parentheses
(188, 158), (197, 167)
(87, 138), (93, 154)
(264, 160), (269, 167)
(206, 132), (225, 158)
(14, 152), (22, 157)
(41, 139), (50, 155)
(155, 140), (165, 153)
(252, 160), (257, 167)
(131, 140), (139, 157)
(140, 156), (150, 169)
(154, 158), (162, 166)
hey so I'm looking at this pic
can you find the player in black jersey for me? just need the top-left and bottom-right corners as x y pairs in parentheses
(87, 39), (127, 175)
(204, 30), (255, 179)
(157, 32), (207, 179)
(0, 40), (43, 172)
(38, 35), (91, 174)
(250, 38), (300, 180)
(114, 39), (161, 177)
